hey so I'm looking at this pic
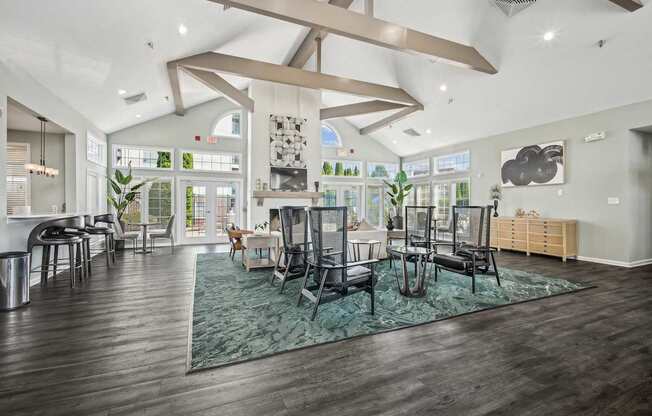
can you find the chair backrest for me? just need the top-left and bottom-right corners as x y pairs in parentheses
(404, 205), (435, 246)
(279, 206), (308, 251)
(452, 205), (492, 248)
(27, 216), (85, 252)
(307, 206), (347, 284)
(94, 214), (116, 226)
(163, 215), (175, 237)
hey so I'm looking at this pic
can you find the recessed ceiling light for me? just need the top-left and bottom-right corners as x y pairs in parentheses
(178, 24), (188, 36)
(543, 31), (555, 41)
(440, 84), (448, 92)
(136, 114), (142, 118)
(118, 89), (127, 95)
(392, 140), (397, 144)
(426, 128), (432, 134)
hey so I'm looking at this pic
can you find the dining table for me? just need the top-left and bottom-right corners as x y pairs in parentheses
(129, 222), (160, 254)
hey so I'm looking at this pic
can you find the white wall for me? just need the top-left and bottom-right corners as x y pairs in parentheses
(403, 99), (652, 266)
(7, 130), (66, 213)
(247, 80), (321, 227)
(0, 60), (106, 254)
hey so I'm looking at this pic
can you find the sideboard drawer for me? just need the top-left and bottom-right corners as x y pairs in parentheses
(529, 223), (562, 235)
(529, 233), (563, 245)
(529, 243), (564, 256)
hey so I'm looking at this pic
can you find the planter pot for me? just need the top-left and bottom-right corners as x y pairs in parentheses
(114, 239), (126, 251)
(386, 218), (395, 231)
(392, 215), (404, 230)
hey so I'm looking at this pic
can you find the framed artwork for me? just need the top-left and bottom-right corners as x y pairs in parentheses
(501, 140), (565, 187)
(269, 115), (307, 169)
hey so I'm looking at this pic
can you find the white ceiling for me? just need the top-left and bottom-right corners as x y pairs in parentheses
(7, 99), (69, 134)
(1, 0), (651, 156)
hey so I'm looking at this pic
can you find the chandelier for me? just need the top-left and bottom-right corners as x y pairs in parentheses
(25, 116), (59, 177)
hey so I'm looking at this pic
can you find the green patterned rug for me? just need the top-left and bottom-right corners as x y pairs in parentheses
(189, 253), (591, 372)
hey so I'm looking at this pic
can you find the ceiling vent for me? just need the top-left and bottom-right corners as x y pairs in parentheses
(403, 128), (421, 137)
(123, 92), (147, 105)
(491, 0), (536, 17)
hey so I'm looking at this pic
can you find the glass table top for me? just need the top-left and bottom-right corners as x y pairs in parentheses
(387, 245), (433, 255)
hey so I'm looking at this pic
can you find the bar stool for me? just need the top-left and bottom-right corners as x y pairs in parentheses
(84, 214), (116, 267)
(60, 217), (93, 278)
(27, 217), (85, 288)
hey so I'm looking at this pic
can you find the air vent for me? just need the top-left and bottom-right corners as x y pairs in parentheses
(403, 128), (421, 137)
(123, 92), (147, 105)
(491, 0), (536, 17)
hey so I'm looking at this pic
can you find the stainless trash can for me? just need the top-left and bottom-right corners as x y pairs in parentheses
(0, 251), (31, 311)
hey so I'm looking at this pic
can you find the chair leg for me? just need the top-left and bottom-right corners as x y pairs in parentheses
(76, 242), (84, 281)
(491, 252), (501, 286)
(104, 235), (111, 268)
(310, 269), (329, 321)
(111, 235), (116, 264)
(471, 257), (476, 294)
(370, 266), (375, 315)
(85, 239), (92, 276)
(271, 248), (283, 285)
(279, 253), (293, 293)
(297, 264), (311, 306)
(40, 246), (50, 287)
(52, 245), (59, 278)
(171, 236), (175, 254)
(68, 243), (76, 288)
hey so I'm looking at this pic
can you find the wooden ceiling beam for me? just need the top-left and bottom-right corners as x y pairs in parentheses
(287, 0), (354, 69)
(320, 100), (408, 120)
(167, 62), (185, 115)
(359, 105), (423, 135)
(209, 0), (497, 74)
(182, 67), (254, 112)
(171, 52), (421, 105)
(609, 0), (643, 11)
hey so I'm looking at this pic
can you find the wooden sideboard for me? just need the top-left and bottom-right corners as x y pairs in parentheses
(490, 217), (577, 262)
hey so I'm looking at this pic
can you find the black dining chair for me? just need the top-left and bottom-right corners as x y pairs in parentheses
(271, 206), (310, 293)
(297, 207), (378, 321)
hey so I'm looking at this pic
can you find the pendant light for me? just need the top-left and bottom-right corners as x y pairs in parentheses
(24, 116), (59, 177)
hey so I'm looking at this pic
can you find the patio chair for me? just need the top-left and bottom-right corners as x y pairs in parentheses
(271, 206), (311, 293)
(431, 205), (500, 293)
(150, 215), (175, 254)
(297, 207), (379, 321)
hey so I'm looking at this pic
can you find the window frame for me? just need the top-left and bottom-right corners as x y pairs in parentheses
(210, 110), (243, 139)
(366, 161), (399, 180)
(112, 144), (174, 171)
(179, 149), (242, 174)
(321, 182), (364, 223)
(119, 176), (175, 233)
(320, 159), (363, 178)
(6, 142), (31, 215)
(403, 158), (431, 178)
(432, 177), (471, 226)
(320, 122), (342, 148)
(86, 133), (107, 167)
(432, 150), (471, 176)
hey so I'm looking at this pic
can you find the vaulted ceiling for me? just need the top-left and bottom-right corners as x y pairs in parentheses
(1, 0), (650, 156)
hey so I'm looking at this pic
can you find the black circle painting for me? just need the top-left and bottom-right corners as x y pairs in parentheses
(501, 141), (564, 187)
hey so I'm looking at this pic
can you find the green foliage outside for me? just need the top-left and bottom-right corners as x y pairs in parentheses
(185, 187), (193, 227)
(370, 164), (389, 178)
(183, 152), (194, 170)
(157, 151), (172, 168)
(322, 160), (360, 177)
(321, 161), (333, 176)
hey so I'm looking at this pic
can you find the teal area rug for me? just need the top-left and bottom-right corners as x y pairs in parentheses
(189, 253), (591, 371)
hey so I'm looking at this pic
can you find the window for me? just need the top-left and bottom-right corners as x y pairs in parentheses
(322, 184), (362, 223)
(148, 180), (173, 230)
(214, 184), (238, 234)
(6, 143), (30, 215)
(433, 151), (470, 175)
(113, 145), (173, 170)
(321, 160), (362, 177)
(87, 134), (106, 167)
(320, 123), (341, 147)
(86, 169), (107, 215)
(212, 111), (241, 138)
(181, 151), (241, 173)
(433, 178), (471, 228)
(403, 159), (430, 178)
(412, 183), (431, 206)
(367, 162), (399, 180)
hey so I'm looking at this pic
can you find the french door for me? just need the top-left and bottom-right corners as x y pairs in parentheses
(178, 179), (240, 244)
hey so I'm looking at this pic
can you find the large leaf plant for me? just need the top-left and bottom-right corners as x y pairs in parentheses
(107, 164), (151, 222)
(383, 170), (413, 217)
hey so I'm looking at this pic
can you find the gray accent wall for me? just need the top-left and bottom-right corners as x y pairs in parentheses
(403, 99), (652, 265)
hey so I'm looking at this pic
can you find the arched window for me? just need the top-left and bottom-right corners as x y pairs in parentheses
(211, 111), (242, 138)
(320, 123), (342, 147)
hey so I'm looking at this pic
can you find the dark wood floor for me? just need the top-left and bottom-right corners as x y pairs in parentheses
(1, 246), (651, 416)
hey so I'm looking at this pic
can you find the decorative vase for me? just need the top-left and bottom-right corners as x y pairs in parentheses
(392, 215), (403, 230)
(493, 199), (499, 217)
(314, 181), (320, 192)
(386, 218), (394, 231)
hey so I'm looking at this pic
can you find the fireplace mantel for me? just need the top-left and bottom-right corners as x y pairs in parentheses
(252, 191), (323, 206)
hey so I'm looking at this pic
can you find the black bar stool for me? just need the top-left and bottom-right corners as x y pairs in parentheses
(84, 214), (116, 267)
(27, 216), (85, 288)
(60, 217), (93, 279)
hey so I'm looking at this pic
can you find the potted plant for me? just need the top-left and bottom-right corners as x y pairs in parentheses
(489, 184), (502, 217)
(384, 170), (412, 230)
(254, 221), (269, 235)
(107, 164), (151, 249)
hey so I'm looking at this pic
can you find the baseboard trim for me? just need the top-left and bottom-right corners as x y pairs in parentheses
(576, 256), (652, 268)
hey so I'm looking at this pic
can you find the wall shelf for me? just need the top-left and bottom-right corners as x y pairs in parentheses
(252, 191), (322, 206)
